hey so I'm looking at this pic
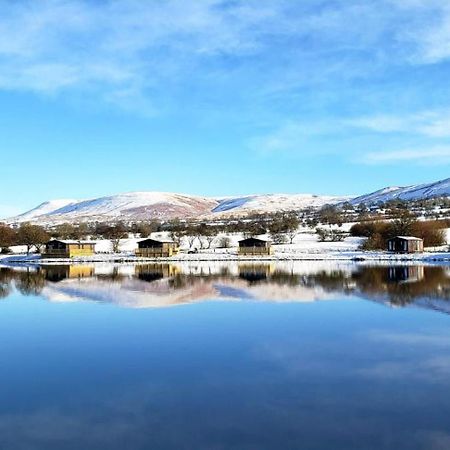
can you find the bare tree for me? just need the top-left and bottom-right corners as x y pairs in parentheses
(186, 235), (198, 249)
(170, 230), (184, 245)
(17, 223), (49, 254)
(204, 235), (216, 249)
(103, 223), (128, 253)
(0, 224), (16, 253)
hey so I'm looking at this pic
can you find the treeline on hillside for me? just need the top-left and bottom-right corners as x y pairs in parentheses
(294, 196), (450, 228)
(350, 212), (448, 249)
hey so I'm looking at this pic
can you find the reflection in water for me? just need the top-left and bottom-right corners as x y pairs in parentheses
(0, 262), (449, 312)
(1, 262), (450, 449)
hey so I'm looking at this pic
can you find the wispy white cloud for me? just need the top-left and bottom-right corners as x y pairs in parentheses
(348, 110), (450, 137)
(395, 1), (450, 64)
(0, 0), (289, 110)
(248, 120), (342, 155)
(361, 146), (450, 165)
(0, 0), (449, 114)
(252, 107), (450, 165)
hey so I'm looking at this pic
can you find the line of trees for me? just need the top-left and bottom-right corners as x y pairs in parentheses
(2, 206), (448, 255)
(0, 212), (302, 254)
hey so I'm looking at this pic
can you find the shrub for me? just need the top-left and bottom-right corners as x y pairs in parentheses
(316, 228), (346, 242)
(217, 237), (231, 248)
(270, 233), (287, 244)
(412, 221), (447, 247)
(361, 233), (385, 250)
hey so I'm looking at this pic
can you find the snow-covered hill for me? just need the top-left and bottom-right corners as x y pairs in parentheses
(8, 192), (219, 223)
(6, 177), (450, 224)
(350, 178), (450, 205)
(6, 192), (347, 223)
(12, 199), (78, 222)
(213, 194), (349, 215)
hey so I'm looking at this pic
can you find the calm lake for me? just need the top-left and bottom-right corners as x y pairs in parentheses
(0, 261), (450, 450)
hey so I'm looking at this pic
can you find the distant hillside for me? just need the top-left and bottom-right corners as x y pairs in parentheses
(5, 192), (348, 224)
(9, 192), (219, 224)
(5, 177), (450, 224)
(350, 178), (450, 205)
(13, 199), (77, 222)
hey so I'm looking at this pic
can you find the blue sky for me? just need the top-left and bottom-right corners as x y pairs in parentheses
(1, 0), (450, 217)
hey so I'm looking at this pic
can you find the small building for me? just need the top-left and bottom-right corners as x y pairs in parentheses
(387, 236), (424, 253)
(42, 240), (96, 259)
(135, 239), (179, 258)
(238, 237), (272, 256)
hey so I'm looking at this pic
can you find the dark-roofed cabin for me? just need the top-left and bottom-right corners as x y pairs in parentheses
(387, 236), (424, 254)
(42, 240), (96, 258)
(238, 237), (272, 256)
(136, 239), (179, 257)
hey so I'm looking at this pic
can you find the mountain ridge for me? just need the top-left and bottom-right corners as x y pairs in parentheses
(5, 177), (450, 224)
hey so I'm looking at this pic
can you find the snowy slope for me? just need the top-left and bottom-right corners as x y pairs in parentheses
(213, 194), (350, 214)
(350, 178), (450, 205)
(19, 192), (220, 223)
(12, 199), (78, 222)
(47, 192), (218, 218)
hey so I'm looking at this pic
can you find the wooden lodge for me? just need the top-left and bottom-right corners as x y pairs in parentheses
(387, 236), (424, 254)
(238, 237), (272, 256)
(42, 240), (96, 259)
(135, 239), (179, 258)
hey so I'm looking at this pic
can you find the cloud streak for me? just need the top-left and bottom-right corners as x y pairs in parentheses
(361, 146), (450, 165)
(0, 0), (450, 113)
(348, 111), (450, 138)
(251, 107), (450, 166)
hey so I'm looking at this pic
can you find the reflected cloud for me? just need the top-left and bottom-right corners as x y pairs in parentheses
(365, 330), (450, 347)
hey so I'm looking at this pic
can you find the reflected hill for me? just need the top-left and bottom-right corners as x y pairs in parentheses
(0, 262), (450, 313)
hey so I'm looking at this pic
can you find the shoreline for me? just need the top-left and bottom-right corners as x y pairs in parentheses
(1, 251), (450, 265)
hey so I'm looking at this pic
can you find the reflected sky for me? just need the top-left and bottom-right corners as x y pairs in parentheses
(0, 262), (450, 449)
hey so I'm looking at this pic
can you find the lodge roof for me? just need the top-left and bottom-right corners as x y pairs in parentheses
(138, 238), (175, 244)
(389, 236), (423, 241)
(238, 237), (270, 244)
(48, 239), (96, 245)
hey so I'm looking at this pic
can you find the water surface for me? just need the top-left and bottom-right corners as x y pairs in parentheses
(0, 262), (449, 449)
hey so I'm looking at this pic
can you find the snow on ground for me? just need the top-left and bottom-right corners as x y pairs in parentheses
(1, 229), (449, 264)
